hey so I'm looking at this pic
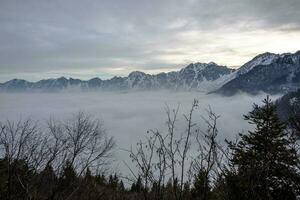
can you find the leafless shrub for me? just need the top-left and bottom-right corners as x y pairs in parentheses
(126, 99), (225, 200)
(0, 112), (115, 199)
(47, 112), (115, 175)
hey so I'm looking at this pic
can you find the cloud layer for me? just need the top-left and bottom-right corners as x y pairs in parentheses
(0, 0), (300, 81)
(0, 91), (282, 173)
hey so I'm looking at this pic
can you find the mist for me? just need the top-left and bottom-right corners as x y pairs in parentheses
(0, 91), (282, 173)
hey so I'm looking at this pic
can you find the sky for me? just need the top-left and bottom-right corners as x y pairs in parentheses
(0, 0), (300, 82)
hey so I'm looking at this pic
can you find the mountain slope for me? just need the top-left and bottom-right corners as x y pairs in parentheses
(276, 89), (300, 115)
(216, 51), (300, 95)
(275, 89), (300, 137)
(237, 52), (279, 76)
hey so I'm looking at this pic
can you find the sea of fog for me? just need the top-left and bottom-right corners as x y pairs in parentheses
(0, 91), (281, 174)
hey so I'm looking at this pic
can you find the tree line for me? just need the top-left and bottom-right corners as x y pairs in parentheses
(0, 97), (299, 200)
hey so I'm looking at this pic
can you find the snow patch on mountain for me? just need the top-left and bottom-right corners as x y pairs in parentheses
(237, 52), (279, 76)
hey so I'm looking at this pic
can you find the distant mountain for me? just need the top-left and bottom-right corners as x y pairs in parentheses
(0, 62), (235, 92)
(1, 51), (299, 94)
(216, 51), (300, 95)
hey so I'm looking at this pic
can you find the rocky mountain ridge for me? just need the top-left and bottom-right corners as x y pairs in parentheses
(1, 51), (299, 94)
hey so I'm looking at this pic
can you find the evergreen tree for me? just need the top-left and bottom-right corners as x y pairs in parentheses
(119, 180), (125, 192)
(213, 170), (244, 200)
(0, 158), (8, 198)
(108, 174), (119, 190)
(131, 175), (143, 193)
(11, 159), (35, 199)
(191, 170), (210, 200)
(36, 164), (57, 199)
(56, 161), (78, 199)
(228, 97), (300, 200)
(85, 168), (92, 182)
(183, 182), (192, 200)
(95, 174), (107, 186)
(130, 182), (136, 192)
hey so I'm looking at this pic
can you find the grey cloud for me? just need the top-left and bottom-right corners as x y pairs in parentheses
(0, 0), (300, 81)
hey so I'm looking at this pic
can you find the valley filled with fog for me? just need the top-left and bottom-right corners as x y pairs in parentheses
(0, 91), (282, 173)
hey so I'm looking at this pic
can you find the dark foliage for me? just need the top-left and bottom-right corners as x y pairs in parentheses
(226, 97), (300, 200)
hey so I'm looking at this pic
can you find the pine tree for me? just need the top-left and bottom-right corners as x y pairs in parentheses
(119, 180), (125, 192)
(56, 161), (78, 199)
(85, 168), (92, 182)
(191, 170), (210, 200)
(95, 174), (107, 186)
(132, 175), (142, 193)
(130, 182), (136, 192)
(228, 97), (300, 200)
(36, 164), (57, 199)
(183, 182), (191, 200)
(108, 173), (119, 190)
(0, 158), (8, 198)
(10, 159), (35, 199)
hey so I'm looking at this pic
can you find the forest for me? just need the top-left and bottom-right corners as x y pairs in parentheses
(0, 97), (299, 200)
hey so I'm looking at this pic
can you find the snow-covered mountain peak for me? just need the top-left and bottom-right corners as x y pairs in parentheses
(237, 52), (280, 75)
(6, 79), (28, 84)
(89, 77), (102, 82)
(208, 61), (218, 66)
(128, 71), (147, 78)
(180, 62), (221, 75)
(236, 51), (300, 77)
(217, 51), (300, 95)
(237, 52), (279, 76)
(289, 51), (300, 63)
(56, 76), (68, 81)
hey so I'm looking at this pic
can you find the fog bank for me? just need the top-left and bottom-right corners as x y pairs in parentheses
(0, 91), (281, 173)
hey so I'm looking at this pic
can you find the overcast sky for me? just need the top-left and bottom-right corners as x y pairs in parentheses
(0, 0), (300, 82)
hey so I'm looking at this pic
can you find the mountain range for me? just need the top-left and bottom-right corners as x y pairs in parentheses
(1, 51), (299, 95)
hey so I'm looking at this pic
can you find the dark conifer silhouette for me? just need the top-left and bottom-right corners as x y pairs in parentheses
(227, 97), (300, 200)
